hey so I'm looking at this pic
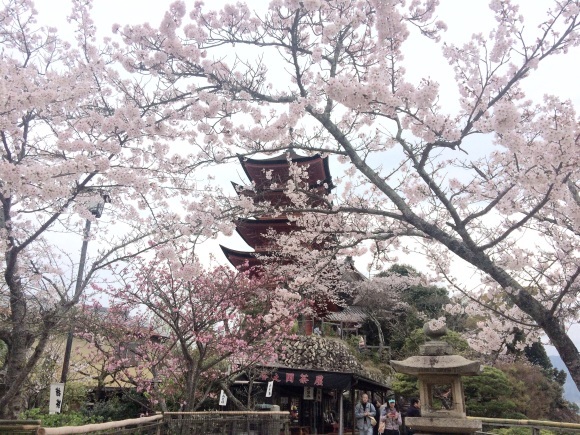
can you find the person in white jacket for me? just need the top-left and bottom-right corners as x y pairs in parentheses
(379, 399), (401, 435)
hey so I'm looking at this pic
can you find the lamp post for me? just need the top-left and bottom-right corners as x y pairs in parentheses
(60, 195), (109, 385)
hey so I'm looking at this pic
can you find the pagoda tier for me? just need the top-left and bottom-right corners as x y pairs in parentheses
(234, 217), (332, 255)
(238, 150), (333, 191)
(219, 246), (263, 271)
(231, 182), (329, 211)
(235, 218), (296, 252)
(219, 245), (293, 274)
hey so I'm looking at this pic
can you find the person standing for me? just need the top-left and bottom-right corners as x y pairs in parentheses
(372, 399), (382, 435)
(358, 336), (366, 352)
(380, 398), (401, 435)
(355, 393), (376, 435)
(405, 398), (421, 435)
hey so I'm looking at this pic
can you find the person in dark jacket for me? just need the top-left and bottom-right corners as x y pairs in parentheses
(372, 399), (382, 435)
(405, 398), (421, 435)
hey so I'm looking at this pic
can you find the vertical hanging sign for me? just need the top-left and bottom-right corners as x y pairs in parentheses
(304, 386), (314, 400)
(266, 381), (274, 398)
(49, 383), (65, 414)
(219, 390), (228, 406)
(316, 388), (322, 402)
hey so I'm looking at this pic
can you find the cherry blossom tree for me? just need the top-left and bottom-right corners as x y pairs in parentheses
(0, 0), (230, 418)
(115, 0), (580, 388)
(74, 301), (174, 412)
(82, 249), (301, 411)
(353, 273), (418, 351)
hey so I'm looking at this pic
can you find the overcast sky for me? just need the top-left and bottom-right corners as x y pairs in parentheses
(34, 0), (579, 104)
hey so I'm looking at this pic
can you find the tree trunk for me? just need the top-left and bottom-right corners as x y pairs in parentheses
(1, 247), (52, 418)
(220, 382), (248, 410)
(512, 288), (580, 390)
(246, 377), (254, 409)
(436, 231), (580, 390)
(440, 234), (580, 390)
(319, 111), (580, 390)
(369, 314), (385, 356)
(1, 253), (28, 419)
(0, 313), (52, 419)
(0, 336), (27, 419)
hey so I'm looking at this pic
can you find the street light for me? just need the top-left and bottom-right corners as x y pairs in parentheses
(60, 194), (110, 385)
(87, 193), (111, 218)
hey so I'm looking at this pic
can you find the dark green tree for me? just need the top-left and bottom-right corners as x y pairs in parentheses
(524, 341), (553, 371)
(463, 366), (526, 419)
(370, 264), (453, 357)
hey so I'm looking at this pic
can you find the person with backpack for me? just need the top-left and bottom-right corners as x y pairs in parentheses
(355, 393), (376, 435)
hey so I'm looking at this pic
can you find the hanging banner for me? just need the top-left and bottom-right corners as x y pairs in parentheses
(266, 381), (274, 398)
(219, 390), (228, 406)
(49, 383), (65, 414)
(316, 388), (322, 402)
(304, 386), (314, 400)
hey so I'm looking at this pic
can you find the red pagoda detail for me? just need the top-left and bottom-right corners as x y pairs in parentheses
(238, 150), (333, 191)
(221, 149), (339, 333)
(221, 149), (333, 272)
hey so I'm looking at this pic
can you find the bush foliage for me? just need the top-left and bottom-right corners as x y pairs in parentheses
(19, 408), (104, 427)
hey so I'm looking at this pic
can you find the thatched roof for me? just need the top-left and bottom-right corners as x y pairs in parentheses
(276, 335), (389, 386)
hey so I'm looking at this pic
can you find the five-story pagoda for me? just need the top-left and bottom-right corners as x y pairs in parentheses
(220, 148), (336, 333)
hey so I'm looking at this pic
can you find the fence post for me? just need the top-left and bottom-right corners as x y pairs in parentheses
(531, 427), (540, 435)
(0, 420), (41, 434)
(271, 406), (281, 435)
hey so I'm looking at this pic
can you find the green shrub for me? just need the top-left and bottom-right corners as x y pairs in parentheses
(82, 394), (142, 421)
(19, 408), (104, 427)
(62, 382), (89, 411)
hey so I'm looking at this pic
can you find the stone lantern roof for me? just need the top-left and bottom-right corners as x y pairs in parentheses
(390, 355), (480, 376)
(390, 321), (480, 376)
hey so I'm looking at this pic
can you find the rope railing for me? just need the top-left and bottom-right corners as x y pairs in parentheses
(3, 411), (579, 434)
(0, 419), (41, 435)
(0, 411), (290, 434)
(468, 416), (580, 433)
(38, 414), (163, 434)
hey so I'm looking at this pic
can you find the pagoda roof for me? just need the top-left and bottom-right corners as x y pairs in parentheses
(219, 246), (263, 271)
(248, 147), (304, 162)
(238, 151), (333, 191)
(342, 261), (367, 283)
(235, 218), (297, 250)
(231, 182), (329, 209)
(220, 245), (296, 273)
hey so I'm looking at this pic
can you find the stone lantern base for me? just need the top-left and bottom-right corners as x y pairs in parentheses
(406, 416), (482, 434)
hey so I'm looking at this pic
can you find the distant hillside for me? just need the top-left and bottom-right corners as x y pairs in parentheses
(549, 355), (580, 406)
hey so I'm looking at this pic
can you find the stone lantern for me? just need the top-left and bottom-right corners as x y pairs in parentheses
(390, 320), (482, 434)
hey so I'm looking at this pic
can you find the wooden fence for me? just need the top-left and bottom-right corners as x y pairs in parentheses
(5, 413), (580, 434)
(0, 411), (290, 435)
(470, 416), (580, 434)
(0, 419), (42, 434)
